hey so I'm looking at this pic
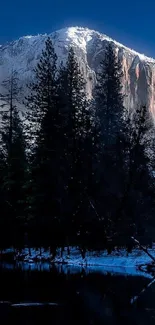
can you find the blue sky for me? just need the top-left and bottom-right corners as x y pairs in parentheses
(1, 0), (155, 57)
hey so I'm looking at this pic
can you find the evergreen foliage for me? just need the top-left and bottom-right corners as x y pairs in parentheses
(0, 71), (27, 248)
(0, 40), (154, 255)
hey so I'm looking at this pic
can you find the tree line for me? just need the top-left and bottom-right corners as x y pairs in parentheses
(0, 37), (154, 256)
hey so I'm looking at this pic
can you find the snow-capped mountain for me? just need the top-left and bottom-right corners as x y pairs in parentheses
(0, 26), (155, 112)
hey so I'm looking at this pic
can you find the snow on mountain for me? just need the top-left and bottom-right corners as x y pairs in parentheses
(0, 26), (155, 111)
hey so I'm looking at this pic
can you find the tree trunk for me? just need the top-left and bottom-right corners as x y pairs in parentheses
(131, 237), (155, 263)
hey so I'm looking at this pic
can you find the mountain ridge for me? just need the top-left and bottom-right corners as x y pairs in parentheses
(1, 26), (155, 63)
(0, 26), (155, 112)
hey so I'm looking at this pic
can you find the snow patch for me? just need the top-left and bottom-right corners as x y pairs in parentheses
(1, 246), (154, 278)
(24, 35), (34, 39)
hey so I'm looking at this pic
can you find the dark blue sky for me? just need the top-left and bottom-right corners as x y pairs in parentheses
(1, 0), (155, 57)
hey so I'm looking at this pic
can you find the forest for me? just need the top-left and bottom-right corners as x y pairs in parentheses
(0, 37), (154, 257)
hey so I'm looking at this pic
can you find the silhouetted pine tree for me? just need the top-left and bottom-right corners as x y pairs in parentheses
(58, 48), (94, 255)
(25, 37), (64, 255)
(94, 43), (125, 246)
(0, 71), (27, 248)
(95, 43), (124, 144)
(115, 105), (155, 246)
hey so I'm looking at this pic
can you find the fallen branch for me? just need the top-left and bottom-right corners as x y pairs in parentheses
(131, 277), (155, 304)
(131, 237), (155, 263)
(11, 302), (60, 307)
(0, 301), (60, 307)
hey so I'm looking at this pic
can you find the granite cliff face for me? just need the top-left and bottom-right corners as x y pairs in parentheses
(0, 27), (155, 113)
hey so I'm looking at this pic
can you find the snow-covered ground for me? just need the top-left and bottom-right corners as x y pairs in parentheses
(1, 246), (154, 278)
(17, 246), (155, 267)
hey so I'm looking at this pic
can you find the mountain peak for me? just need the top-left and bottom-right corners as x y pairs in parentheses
(0, 26), (155, 112)
(8, 26), (155, 64)
(55, 26), (155, 63)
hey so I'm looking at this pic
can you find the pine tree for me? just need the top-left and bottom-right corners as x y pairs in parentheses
(25, 37), (63, 254)
(94, 43), (125, 246)
(0, 71), (27, 248)
(25, 37), (57, 145)
(95, 42), (124, 145)
(0, 70), (21, 158)
(59, 48), (94, 254)
(116, 105), (155, 245)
